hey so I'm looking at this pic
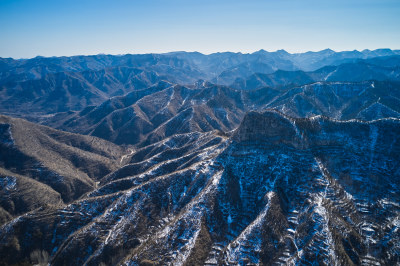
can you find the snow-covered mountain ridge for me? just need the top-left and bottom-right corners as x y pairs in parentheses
(1, 110), (399, 265)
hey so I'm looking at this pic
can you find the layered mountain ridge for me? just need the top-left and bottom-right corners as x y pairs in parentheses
(0, 110), (399, 265)
(40, 79), (400, 147)
(1, 50), (400, 118)
(0, 49), (400, 265)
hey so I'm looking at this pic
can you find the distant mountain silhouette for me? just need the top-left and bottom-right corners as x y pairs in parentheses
(1, 50), (399, 117)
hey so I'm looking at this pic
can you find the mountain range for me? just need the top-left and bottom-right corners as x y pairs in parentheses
(1, 49), (400, 117)
(0, 49), (400, 265)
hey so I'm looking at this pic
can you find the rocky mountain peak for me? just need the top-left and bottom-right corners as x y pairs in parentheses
(233, 109), (301, 145)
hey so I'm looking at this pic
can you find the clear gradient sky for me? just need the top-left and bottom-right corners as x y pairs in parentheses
(1, 0), (399, 58)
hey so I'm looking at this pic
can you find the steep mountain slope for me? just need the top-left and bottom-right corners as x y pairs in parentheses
(0, 167), (63, 225)
(0, 65), (202, 117)
(43, 82), (284, 146)
(231, 57), (400, 91)
(268, 81), (400, 120)
(1, 110), (399, 265)
(0, 114), (125, 216)
(1, 49), (400, 265)
(42, 80), (400, 147)
(2, 50), (400, 119)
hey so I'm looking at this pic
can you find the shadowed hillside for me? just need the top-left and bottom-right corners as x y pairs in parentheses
(0, 111), (399, 265)
(0, 114), (126, 223)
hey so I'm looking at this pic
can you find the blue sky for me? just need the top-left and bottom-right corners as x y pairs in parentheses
(1, 0), (399, 58)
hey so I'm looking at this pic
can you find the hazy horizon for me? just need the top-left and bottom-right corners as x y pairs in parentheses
(2, 48), (400, 60)
(1, 0), (400, 58)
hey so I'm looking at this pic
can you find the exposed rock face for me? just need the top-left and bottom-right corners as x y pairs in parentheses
(0, 111), (398, 265)
(233, 110), (300, 145)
